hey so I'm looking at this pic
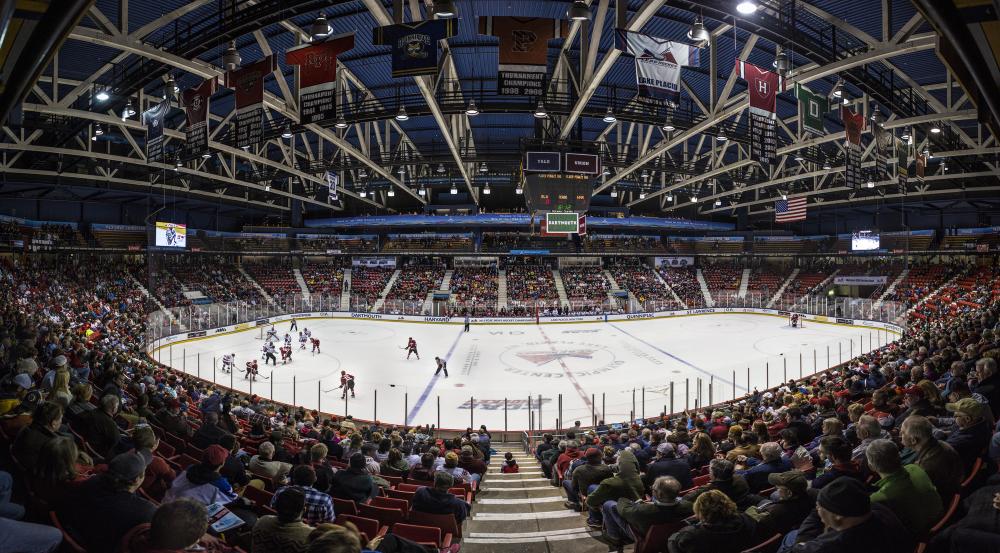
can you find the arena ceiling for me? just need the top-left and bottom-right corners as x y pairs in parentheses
(1, 0), (998, 224)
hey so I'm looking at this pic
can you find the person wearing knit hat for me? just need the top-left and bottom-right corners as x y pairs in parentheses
(563, 446), (612, 512)
(644, 442), (693, 491)
(783, 477), (913, 553)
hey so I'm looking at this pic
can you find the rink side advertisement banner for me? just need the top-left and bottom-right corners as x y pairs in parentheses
(833, 276), (888, 285)
(225, 56), (277, 149)
(285, 34), (356, 124)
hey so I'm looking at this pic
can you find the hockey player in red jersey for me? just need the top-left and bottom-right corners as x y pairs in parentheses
(338, 370), (356, 399)
(403, 337), (419, 360)
(311, 337), (320, 354)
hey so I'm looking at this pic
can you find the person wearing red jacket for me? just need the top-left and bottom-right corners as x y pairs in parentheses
(555, 440), (582, 478)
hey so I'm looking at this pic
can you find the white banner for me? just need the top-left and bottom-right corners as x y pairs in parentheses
(654, 256), (695, 268)
(834, 276), (887, 286)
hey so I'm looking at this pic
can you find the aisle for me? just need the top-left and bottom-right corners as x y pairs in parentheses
(461, 444), (615, 553)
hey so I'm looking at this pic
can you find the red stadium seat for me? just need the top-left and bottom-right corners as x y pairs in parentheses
(335, 514), (387, 541)
(391, 523), (451, 549)
(396, 482), (425, 493)
(243, 485), (274, 507)
(630, 520), (685, 553)
(358, 503), (407, 529)
(370, 496), (409, 515)
(741, 533), (782, 553)
(385, 488), (416, 505)
(332, 497), (358, 516)
(406, 510), (462, 539)
(50, 511), (87, 553)
(692, 474), (711, 486)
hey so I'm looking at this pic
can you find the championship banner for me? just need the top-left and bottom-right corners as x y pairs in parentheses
(182, 78), (216, 158)
(916, 151), (926, 183)
(480, 17), (566, 96)
(872, 120), (892, 182)
(142, 100), (170, 164)
(225, 55), (277, 149)
(896, 137), (909, 194)
(373, 20), (456, 77)
(286, 34), (355, 125)
(794, 83), (828, 135)
(616, 30), (699, 105)
(841, 105), (865, 190)
(736, 60), (784, 168)
(325, 170), (339, 202)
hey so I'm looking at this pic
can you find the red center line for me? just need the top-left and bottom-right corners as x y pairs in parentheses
(536, 326), (596, 418)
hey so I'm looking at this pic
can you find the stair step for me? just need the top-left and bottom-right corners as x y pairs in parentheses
(472, 510), (582, 521)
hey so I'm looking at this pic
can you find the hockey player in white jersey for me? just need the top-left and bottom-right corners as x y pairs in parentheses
(298, 331), (307, 350)
(222, 353), (235, 373)
(265, 325), (278, 342)
(284, 333), (292, 348)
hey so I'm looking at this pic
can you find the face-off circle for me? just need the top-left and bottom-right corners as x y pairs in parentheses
(498, 340), (623, 378)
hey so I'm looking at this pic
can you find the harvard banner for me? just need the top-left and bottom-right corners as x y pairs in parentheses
(842, 105), (865, 190)
(182, 78), (216, 158)
(225, 55), (277, 149)
(480, 17), (566, 96)
(736, 60), (784, 168)
(373, 20), (456, 78)
(142, 101), (170, 164)
(794, 83), (828, 135)
(286, 34), (355, 125)
(616, 30), (699, 105)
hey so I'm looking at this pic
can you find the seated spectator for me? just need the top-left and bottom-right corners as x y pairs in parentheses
(725, 431), (760, 462)
(667, 489), (758, 553)
(747, 470), (815, 536)
(899, 415), (961, 501)
(81, 394), (123, 459)
(865, 438), (943, 535)
(411, 471), (471, 524)
(944, 398), (990, 475)
(31, 436), (90, 506)
(408, 453), (436, 483)
(133, 425), (176, 500)
(249, 441), (292, 484)
(164, 445), (239, 506)
(927, 481), (1000, 553)
(13, 401), (63, 468)
(555, 440), (582, 477)
(379, 448), (410, 477)
(272, 465), (334, 525)
(602, 475), (693, 548)
(58, 451), (157, 553)
(685, 459), (758, 511)
(686, 433), (716, 470)
(252, 487), (313, 553)
(155, 398), (194, 439)
(329, 453), (377, 504)
(585, 449), (644, 528)
(784, 477), (912, 553)
(500, 452), (519, 473)
(564, 447), (612, 511)
(191, 411), (233, 450)
(458, 446), (487, 484)
(218, 434), (251, 490)
(737, 442), (791, 492)
(644, 442), (694, 491)
(66, 383), (96, 421)
(439, 451), (472, 484)
(811, 436), (863, 489)
(122, 499), (235, 553)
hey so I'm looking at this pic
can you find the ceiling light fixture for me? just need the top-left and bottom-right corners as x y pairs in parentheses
(387, 189), (395, 197)
(480, 162), (488, 173)
(418, 187), (426, 196)
(602, 166), (610, 175)
(437, 163), (445, 173)
(736, 0), (758, 15)
(483, 185), (491, 195)
(567, 0), (591, 21)
(465, 99), (480, 116)
(715, 199), (722, 206)
(691, 195), (698, 202)
(773, 46), (789, 76)
(311, 13), (331, 39)
(610, 188), (618, 198)
(602, 105), (617, 123)
(94, 124), (104, 137)
(687, 16), (709, 43)
(793, 153), (804, 162)
(666, 193), (673, 201)
(222, 41), (241, 71)
(360, 190), (367, 198)
(450, 185), (458, 195)
(166, 75), (179, 96)
(122, 99), (135, 120)
(397, 166), (406, 175)
(95, 88), (110, 102)
(202, 151), (211, 159)
(533, 101), (548, 118)
(395, 105), (409, 121)
(831, 79), (845, 98)
(434, 0), (457, 17)
(930, 124), (941, 134)
(335, 115), (348, 129)
(662, 117), (675, 132)
(717, 131), (727, 141)
(515, 187), (523, 195)
(281, 123), (293, 139)
(264, 183), (271, 192)
(867, 180), (875, 188)
(823, 161), (831, 170)
(639, 191), (647, 199)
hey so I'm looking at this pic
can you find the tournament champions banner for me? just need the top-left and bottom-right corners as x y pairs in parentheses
(373, 20), (456, 78)
(480, 17), (566, 96)
(182, 78), (216, 158)
(616, 30), (699, 106)
(142, 101), (170, 164)
(325, 170), (339, 202)
(842, 105), (865, 190)
(873, 119), (892, 182)
(794, 83), (828, 136)
(897, 137), (910, 194)
(225, 55), (277, 149)
(736, 60), (783, 169)
(286, 34), (355, 125)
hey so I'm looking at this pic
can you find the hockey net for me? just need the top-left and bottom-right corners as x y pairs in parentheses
(788, 313), (805, 328)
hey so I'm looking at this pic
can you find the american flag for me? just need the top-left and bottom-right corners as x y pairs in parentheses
(774, 197), (807, 222)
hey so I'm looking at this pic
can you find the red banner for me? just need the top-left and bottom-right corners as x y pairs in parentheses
(225, 55), (277, 148)
(286, 34), (355, 124)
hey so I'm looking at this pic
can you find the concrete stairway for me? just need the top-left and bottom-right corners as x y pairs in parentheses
(603, 270), (622, 308)
(462, 444), (603, 553)
(767, 268), (800, 308)
(696, 268), (714, 307)
(874, 269), (909, 308)
(440, 269), (454, 291)
(371, 269), (401, 312)
(737, 268), (751, 298)
(552, 270), (570, 309)
(653, 269), (687, 309)
(498, 269), (509, 311)
(340, 269), (352, 311)
(238, 266), (275, 306)
(293, 268), (311, 302)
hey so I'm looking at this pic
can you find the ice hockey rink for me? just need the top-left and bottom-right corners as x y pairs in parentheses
(152, 313), (894, 431)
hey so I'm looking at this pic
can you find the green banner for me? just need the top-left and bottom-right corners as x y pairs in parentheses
(795, 83), (828, 135)
(545, 212), (579, 234)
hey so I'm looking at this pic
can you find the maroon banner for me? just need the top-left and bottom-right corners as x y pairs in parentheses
(225, 55), (277, 148)
(182, 77), (216, 158)
(842, 106), (865, 190)
(285, 34), (355, 125)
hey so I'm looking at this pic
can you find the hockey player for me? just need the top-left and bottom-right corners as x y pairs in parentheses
(222, 353), (235, 373)
(280, 345), (292, 364)
(434, 356), (448, 377)
(289, 317), (298, 331)
(790, 313), (800, 328)
(311, 336), (321, 354)
(265, 325), (278, 342)
(338, 371), (356, 399)
(284, 333), (292, 348)
(263, 342), (277, 365)
(298, 331), (308, 350)
(245, 359), (258, 381)
(403, 337), (419, 360)
(304, 327), (312, 339)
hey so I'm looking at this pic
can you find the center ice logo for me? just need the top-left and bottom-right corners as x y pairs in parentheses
(515, 349), (596, 365)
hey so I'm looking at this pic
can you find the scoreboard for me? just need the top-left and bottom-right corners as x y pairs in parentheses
(523, 173), (592, 213)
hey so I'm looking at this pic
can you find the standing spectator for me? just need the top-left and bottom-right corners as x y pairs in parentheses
(865, 438), (943, 536)
(667, 490), (757, 553)
(411, 472), (471, 523)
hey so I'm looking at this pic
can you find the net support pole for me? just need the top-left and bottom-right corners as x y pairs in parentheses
(270, 372), (273, 400)
(248, 368), (252, 396)
(733, 370), (736, 400)
(318, 381), (321, 415)
(183, 349), (185, 372)
(437, 396), (441, 430)
(827, 346), (830, 368)
(747, 367), (750, 392)
(591, 393), (596, 426)
(527, 396), (532, 434)
(404, 393), (408, 426)
(708, 377), (713, 406)
(799, 352), (803, 379)
(213, 357), (216, 384)
(602, 393), (606, 424)
(504, 398), (508, 434)
(766, 362), (769, 388)
(642, 387), (646, 420)
(538, 394), (543, 432)
(631, 389), (635, 421)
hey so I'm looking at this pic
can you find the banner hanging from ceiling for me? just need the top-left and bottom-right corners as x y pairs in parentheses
(616, 30), (700, 105)
(841, 105), (865, 190)
(794, 83), (828, 136)
(286, 33), (355, 125)
(896, 136), (910, 194)
(736, 60), (784, 168)
(142, 100), (170, 164)
(325, 170), (339, 202)
(225, 55), (277, 149)
(872, 118), (892, 182)
(916, 151), (926, 183)
(373, 20), (457, 77)
(182, 78), (216, 158)
(479, 17), (566, 96)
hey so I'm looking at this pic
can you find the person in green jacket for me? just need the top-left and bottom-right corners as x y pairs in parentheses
(601, 475), (694, 547)
(585, 448), (644, 528)
(865, 438), (943, 536)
